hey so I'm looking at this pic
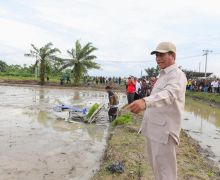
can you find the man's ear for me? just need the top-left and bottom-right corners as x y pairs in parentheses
(173, 53), (176, 60)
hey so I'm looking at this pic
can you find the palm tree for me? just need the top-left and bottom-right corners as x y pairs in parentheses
(25, 42), (61, 85)
(144, 66), (160, 78)
(0, 60), (8, 72)
(61, 40), (100, 84)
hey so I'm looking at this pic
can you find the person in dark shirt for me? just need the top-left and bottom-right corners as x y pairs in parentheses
(140, 79), (148, 98)
(105, 86), (119, 121)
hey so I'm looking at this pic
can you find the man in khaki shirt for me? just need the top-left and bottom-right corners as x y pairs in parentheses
(128, 42), (187, 180)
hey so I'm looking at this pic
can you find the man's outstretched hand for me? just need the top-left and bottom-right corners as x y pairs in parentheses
(127, 99), (146, 114)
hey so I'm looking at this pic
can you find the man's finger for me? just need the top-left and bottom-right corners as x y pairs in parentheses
(126, 102), (135, 109)
(131, 105), (141, 114)
(123, 104), (129, 109)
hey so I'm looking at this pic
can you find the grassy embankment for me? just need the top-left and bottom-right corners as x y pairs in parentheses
(93, 108), (220, 180)
(0, 75), (35, 81)
(0, 75), (60, 84)
(0, 75), (125, 91)
(186, 91), (220, 104)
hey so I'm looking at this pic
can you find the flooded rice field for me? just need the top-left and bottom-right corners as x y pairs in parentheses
(1, 84), (220, 179)
(0, 85), (125, 180)
(183, 97), (220, 167)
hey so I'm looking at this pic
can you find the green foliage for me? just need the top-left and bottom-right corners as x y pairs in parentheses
(61, 40), (100, 84)
(207, 171), (214, 177)
(25, 42), (61, 85)
(93, 110), (150, 180)
(112, 114), (133, 126)
(144, 66), (159, 78)
(0, 62), (35, 77)
(86, 103), (100, 119)
(0, 60), (8, 72)
(0, 72), (34, 77)
(2, 40), (100, 84)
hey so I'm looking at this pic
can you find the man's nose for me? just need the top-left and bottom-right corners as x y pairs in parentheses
(156, 56), (160, 61)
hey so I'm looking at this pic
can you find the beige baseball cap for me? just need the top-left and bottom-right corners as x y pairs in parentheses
(151, 42), (176, 55)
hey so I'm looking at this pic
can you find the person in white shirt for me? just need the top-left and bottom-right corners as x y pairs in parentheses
(134, 78), (142, 100)
(211, 80), (215, 93)
(128, 42), (187, 180)
(213, 80), (219, 93)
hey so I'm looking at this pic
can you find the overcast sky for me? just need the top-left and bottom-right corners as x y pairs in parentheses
(0, 0), (220, 77)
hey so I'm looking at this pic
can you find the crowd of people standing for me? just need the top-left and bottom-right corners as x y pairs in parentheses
(187, 78), (220, 93)
(126, 76), (157, 104)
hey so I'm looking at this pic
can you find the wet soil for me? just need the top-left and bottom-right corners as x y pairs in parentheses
(0, 85), (113, 180)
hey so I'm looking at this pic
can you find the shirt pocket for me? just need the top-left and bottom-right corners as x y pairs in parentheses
(150, 118), (166, 126)
(156, 80), (167, 89)
(153, 81), (167, 93)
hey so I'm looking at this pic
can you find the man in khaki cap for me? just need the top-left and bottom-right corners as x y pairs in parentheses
(128, 42), (187, 180)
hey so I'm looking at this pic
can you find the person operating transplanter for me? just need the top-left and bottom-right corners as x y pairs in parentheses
(105, 86), (119, 121)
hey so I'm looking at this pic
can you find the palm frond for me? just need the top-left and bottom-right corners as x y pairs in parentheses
(67, 49), (75, 58)
(44, 42), (53, 49)
(78, 42), (91, 59)
(77, 42), (97, 60)
(45, 48), (61, 58)
(83, 55), (97, 61)
(75, 40), (82, 59)
(83, 61), (100, 69)
(59, 63), (72, 71)
(31, 44), (39, 53)
(84, 46), (98, 57)
(24, 53), (32, 57)
(60, 40), (99, 84)
(24, 42), (62, 85)
(34, 60), (39, 67)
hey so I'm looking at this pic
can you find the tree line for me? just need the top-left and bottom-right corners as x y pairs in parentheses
(0, 39), (165, 85)
(0, 40), (100, 85)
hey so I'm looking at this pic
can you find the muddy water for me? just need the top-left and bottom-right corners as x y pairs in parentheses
(0, 85), (126, 180)
(183, 97), (220, 167)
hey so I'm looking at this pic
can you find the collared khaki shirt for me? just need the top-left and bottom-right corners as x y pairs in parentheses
(141, 63), (187, 144)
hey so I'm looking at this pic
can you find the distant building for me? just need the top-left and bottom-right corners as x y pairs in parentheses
(182, 70), (212, 79)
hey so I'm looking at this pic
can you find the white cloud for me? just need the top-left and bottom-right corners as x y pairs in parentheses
(0, 0), (220, 77)
(0, 18), (47, 47)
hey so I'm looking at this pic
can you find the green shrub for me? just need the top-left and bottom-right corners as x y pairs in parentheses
(207, 171), (214, 177)
(86, 103), (100, 119)
(112, 114), (133, 126)
(0, 72), (34, 77)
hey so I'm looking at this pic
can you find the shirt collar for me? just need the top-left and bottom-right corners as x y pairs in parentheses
(160, 63), (177, 75)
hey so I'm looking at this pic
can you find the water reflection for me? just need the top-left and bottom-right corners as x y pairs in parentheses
(37, 111), (48, 127)
(0, 85), (112, 179)
(73, 91), (80, 100)
(183, 97), (220, 167)
(0, 85), (127, 141)
(86, 124), (105, 142)
(185, 97), (220, 127)
(27, 89), (109, 136)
